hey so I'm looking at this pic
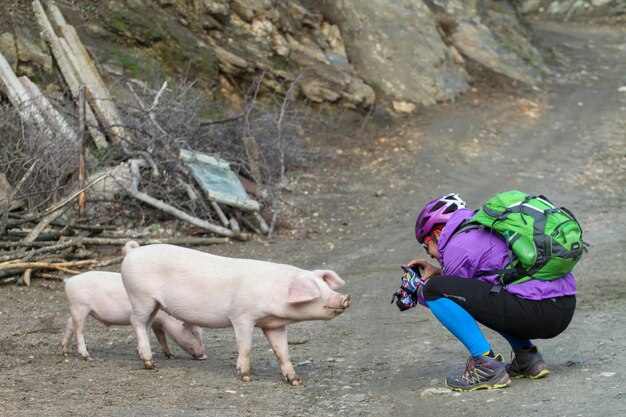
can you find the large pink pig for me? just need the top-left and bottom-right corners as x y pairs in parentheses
(61, 271), (206, 361)
(121, 242), (350, 385)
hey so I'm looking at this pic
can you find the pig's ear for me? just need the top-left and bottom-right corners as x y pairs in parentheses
(183, 322), (198, 331)
(312, 270), (345, 289)
(287, 278), (321, 304)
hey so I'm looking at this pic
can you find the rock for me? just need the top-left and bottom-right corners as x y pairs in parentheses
(15, 28), (53, 73)
(214, 46), (249, 73)
(86, 163), (133, 201)
(316, 0), (469, 106)
(447, 1), (550, 85)
(9, 0), (554, 112)
(420, 387), (452, 397)
(392, 101), (416, 114)
(520, 0), (542, 14)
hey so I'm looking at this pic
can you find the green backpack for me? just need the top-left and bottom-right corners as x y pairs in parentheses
(455, 190), (587, 285)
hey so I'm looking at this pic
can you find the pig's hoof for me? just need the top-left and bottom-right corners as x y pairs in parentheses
(240, 374), (251, 383)
(62, 352), (69, 358)
(164, 353), (176, 360)
(81, 355), (93, 361)
(143, 360), (156, 369)
(288, 377), (303, 386)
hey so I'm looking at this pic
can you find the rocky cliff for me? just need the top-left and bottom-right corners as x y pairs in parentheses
(0, 0), (578, 113)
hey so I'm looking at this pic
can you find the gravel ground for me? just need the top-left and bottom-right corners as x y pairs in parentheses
(0, 21), (624, 417)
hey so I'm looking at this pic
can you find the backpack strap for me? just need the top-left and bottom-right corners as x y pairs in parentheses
(449, 215), (531, 285)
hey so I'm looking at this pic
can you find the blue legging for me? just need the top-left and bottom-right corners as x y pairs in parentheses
(426, 297), (532, 356)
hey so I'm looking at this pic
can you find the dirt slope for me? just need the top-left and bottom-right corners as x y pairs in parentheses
(0, 21), (624, 417)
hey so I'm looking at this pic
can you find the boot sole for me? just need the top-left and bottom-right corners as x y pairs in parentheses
(511, 369), (550, 380)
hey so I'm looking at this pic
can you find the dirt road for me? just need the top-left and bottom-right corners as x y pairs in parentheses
(0, 21), (624, 417)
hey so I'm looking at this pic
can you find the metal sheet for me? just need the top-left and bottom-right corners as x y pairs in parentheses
(179, 149), (260, 211)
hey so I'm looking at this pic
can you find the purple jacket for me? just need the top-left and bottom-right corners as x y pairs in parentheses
(436, 208), (576, 301)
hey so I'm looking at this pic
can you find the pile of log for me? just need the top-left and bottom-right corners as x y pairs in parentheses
(0, 231), (230, 287)
(0, 1), (274, 287)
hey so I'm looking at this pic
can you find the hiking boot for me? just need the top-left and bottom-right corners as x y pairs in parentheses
(507, 345), (550, 379)
(445, 354), (511, 392)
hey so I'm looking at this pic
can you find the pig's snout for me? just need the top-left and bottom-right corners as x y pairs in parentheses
(325, 294), (350, 316)
(342, 294), (351, 309)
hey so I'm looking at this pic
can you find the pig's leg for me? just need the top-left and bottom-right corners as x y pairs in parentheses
(130, 301), (160, 369)
(232, 320), (254, 382)
(263, 327), (302, 386)
(152, 323), (174, 359)
(61, 317), (74, 357)
(71, 307), (92, 360)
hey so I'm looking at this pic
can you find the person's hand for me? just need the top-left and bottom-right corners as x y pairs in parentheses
(407, 258), (442, 281)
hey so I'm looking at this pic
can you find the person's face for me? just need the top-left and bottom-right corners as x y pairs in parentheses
(423, 229), (441, 262)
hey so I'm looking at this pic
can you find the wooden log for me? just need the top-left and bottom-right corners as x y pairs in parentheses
(22, 269), (32, 286)
(50, 222), (117, 232)
(72, 236), (231, 246)
(0, 259), (96, 273)
(268, 209), (279, 240)
(129, 190), (240, 238)
(4, 229), (74, 241)
(32, 0), (108, 149)
(56, 21), (128, 143)
(239, 213), (261, 235)
(78, 86), (87, 216)
(211, 201), (230, 227)
(229, 218), (240, 235)
(19, 77), (77, 144)
(0, 241), (75, 263)
(0, 51), (48, 129)
(253, 211), (270, 234)
(0, 276), (20, 285)
(29, 272), (65, 281)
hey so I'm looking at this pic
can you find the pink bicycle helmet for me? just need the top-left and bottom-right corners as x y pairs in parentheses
(415, 193), (466, 243)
